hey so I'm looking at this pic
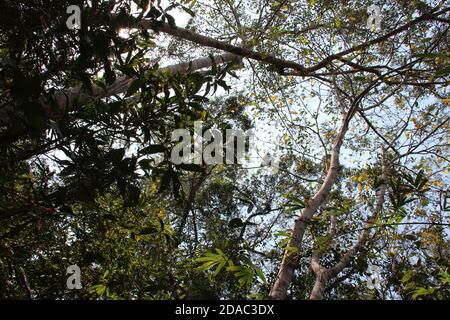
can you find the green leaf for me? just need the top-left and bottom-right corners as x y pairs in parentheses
(229, 266), (254, 288)
(402, 270), (414, 284)
(335, 18), (341, 28)
(159, 170), (173, 192)
(413, 53), (449, 59)
(181, 5), (195, 16)
(146, 6), (161, 19)
(141, 144), (165, 154)
(254, 266), (267, 284)
(139, 159), (154, 172)
(275, 230), (291, 247)
(196, 249), (231, 276)
(228, 218), (244, 228)
(228, 218), (256, 229)
(178, 163), (205, 172)
(139, 227), (158, 235)
(197, 260), (217, 271)
(165, 14), (177, 29)
(125, 79), (141, 97)
(435, 66), (450, 77)
(313, 235), (332, 253)
(412, 287), (435, 299)
(91, 284), (107, 296)
(107, 148), (126, 163)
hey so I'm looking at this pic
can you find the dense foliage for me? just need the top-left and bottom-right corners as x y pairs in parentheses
(0, 0), (448, 300)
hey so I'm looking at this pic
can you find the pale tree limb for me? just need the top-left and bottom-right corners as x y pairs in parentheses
(136, 7), (448, 75)
(56, 52), (240, 109)
(269, 109), (351, 299)
(17, 265), (32, 299)
(311, 214), (337, 275)
(310, 240), (345, 298)
(0, 53), (241, 125)
(137, 18), (308, 74)
(309, 148), (387, 300)
(2, 6), (447, 125)
(269, 59), (400, 299)
(268, 64), (368, 299)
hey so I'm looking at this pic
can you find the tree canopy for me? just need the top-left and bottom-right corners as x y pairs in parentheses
(0, 0), (449, 300)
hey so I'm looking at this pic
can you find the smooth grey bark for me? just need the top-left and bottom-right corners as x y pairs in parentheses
(137, 7), (448, 75)
(309, 149), (387, 300)
(269, 112), (350, 299)
(2, 7), (446, 126)
(0, 53), (240, 125)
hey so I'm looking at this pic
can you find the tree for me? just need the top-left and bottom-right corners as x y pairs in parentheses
(0, 0), (448, 300)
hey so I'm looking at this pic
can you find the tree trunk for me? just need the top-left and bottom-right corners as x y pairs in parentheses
(307, 149), (387, 300)
(269, 115), (349, 299)
(310, 269), (330, 300)
(0, 53), (240, 126)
